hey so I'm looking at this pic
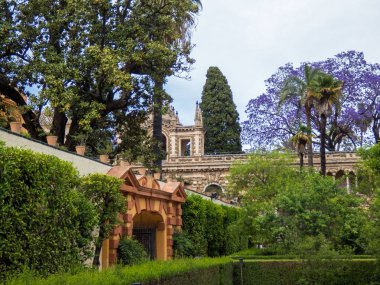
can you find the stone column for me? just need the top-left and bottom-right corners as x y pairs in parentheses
(166, 202), (175, 259)
(346, 173), (350, 194)
(355, 176), (358, 188)
(123, 195), (134, 237)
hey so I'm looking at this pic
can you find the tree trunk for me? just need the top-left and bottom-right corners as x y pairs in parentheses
(92, 243), (102, 268)
(152, 80), (164, 178)
(373, 120), (379, 144)
(64, 115), (80, 151)
(299, 153), (304, 170)
(320, 114), (327, 176)
(51, 107), (67, 145)
(305, 105), (314, 168)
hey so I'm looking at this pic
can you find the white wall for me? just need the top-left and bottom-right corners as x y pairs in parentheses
(0, 128), (112, 176)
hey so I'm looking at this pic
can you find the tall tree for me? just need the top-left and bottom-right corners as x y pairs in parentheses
(310, 73), (343, 176)
(280, 65), (324, 167)
(149, 0), (202, 175)
(0, 0), (201, 160)
(200, 67), (242, 154)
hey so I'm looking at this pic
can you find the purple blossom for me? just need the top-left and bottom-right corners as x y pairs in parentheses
(243, 51), (380, 150)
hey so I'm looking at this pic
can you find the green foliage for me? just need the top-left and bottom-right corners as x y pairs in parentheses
(0, 0), (200, 153)
(6, 257), (233, 285)
(200, 66), (242, 154)
(173, 230), (194, 258)
(228, 151), (368, 254)
(357, 144), (380, 255)
(0, 144), (97, 278)
(177, 195), (247, 258)
(79, 173), (125, 267)
(233, 260), (378, 285)
(357, 144), (380, 194)
(117, 237), (148, 266)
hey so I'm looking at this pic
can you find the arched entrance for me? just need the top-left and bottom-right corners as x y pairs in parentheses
(132, 210), (166, 260)
(204, 183), (224, 195)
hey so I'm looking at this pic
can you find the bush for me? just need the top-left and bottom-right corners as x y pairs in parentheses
(0, 144), (97, 278)
(178, 195), (247, 258)
(229, 152), (369, 255)
(173, 230), (194, 258)
(117, 237), (148, 265)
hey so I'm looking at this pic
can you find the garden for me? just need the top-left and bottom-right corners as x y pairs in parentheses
(1, 1), (380, 284)
(1, 141), (380, 284)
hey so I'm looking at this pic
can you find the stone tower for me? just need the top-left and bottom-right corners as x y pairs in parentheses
(146, 102), (205, 159)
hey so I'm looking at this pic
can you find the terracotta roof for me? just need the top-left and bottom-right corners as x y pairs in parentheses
(107, 165), (132, 180)
(106, 166), (186, 200)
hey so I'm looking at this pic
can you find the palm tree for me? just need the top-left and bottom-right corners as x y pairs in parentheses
(291, 125), (311, 169)
(280, 65), (324, 168)
(309, 73), (343, 176)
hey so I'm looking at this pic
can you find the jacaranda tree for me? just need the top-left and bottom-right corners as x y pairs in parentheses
(243, 51), (380, 151)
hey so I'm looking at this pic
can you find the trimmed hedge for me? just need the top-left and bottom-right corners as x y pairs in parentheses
(7, 257), (380, 285)
(233, 260), (379, 285)
(177, 195), (247, 258)
(0, 144), (97, 278)
(7, 257), (233, 285)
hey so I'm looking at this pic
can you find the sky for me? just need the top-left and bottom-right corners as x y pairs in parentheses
(165, 0), (380, 126)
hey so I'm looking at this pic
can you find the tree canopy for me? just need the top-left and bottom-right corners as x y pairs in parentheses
(200, 66), (242, 154)
(0, 0), (200, 159)
(243, 51), (380, 151)
(228, 151), (368, 254)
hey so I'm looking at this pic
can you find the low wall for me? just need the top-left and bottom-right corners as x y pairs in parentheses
(0, 128), (112, 176)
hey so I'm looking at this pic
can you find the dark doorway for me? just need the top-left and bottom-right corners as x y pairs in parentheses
(133, 227), (156, 260)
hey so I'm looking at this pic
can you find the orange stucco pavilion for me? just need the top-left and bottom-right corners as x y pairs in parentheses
(100, 166), (186, 268)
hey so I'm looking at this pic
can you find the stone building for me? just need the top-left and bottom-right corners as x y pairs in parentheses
(143, 103), (361, 197)
(145, 102), (205, 158)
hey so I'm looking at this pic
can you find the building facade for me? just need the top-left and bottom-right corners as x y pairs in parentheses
(144, 104), (361, 197)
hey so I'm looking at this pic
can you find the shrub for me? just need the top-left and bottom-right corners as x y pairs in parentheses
(79, 173), (124, 267)
(173, 230), (194, 258)
(117, 237), (148, 265)
(179, 195), (247, 257)
(0, 144), (97, 278)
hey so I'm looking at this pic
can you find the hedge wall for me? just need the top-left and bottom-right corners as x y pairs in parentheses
(7, 257), (233, 285)
(233, 260), (379, 285)
(145, 263), (233, 285)
(0, 144), (97, 278)
(177, 195), (247, 258)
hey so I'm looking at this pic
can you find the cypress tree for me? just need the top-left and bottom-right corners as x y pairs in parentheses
(200, 66), (242, 154)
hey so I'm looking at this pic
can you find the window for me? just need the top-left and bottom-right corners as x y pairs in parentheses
(180, 139), (191, 156)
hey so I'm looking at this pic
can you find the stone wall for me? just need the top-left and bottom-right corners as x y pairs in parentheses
(0, 127), (111, 176)
(162, 152), (360, 194)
